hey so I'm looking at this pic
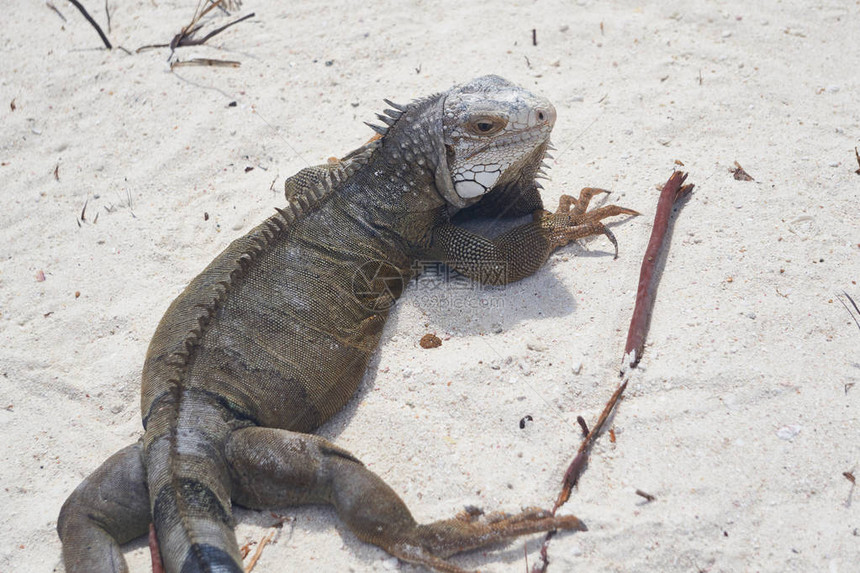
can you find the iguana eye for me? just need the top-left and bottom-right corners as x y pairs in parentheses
(468, 117), (506, 136)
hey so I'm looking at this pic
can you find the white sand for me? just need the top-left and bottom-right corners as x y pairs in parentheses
(2, 1), (858, 571)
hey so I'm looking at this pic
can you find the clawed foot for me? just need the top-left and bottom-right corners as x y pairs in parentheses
(537, 187), (639, 258)
(386, 506), (586, 573)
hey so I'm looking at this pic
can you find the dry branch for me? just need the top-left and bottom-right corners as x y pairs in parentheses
(136, 1), (254, 55)
(624, 171), (693, 368)
(244, 530), (275, 572)
(68, 0), (112, 49)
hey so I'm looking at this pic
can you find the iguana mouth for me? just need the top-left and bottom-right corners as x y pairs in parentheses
(457, 128), (550, 162)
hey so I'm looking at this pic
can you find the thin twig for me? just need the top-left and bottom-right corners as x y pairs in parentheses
(46, 1), (67, 22)
(192, 12), (255, 46)
(68, 0), (112, 49)
(170, 58), (241, 69)
(245, 530), (275, 572)
(552, 380), (628, 512)
(838, 291), (860, 332)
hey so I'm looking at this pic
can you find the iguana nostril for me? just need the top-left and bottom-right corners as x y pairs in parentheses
(537, 105), (557, 125)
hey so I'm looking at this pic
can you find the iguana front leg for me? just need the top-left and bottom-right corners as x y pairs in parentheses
(226, 428), (585, 573)
(432, 188), (639, 285)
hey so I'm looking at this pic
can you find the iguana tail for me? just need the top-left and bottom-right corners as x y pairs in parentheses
(144, 392), (244, 573)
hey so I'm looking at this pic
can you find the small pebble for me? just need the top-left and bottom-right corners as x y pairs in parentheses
(722, 393), (737, 409)
(571, 360), (583, 375)
(721, 30), (732, 38)
(419, 333), (442, 349)
(776, 425), (802, 441)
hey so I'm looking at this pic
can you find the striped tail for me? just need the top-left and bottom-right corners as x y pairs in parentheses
(144, 391), (244, 573)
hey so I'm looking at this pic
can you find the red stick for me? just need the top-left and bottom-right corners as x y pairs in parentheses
(149, 523), (164, 573)
(624, 171), (692, 367)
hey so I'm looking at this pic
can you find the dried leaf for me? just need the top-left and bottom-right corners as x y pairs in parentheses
(731, 161), (754, 181)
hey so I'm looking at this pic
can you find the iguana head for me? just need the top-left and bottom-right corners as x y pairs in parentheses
(438, 75), (556, 208)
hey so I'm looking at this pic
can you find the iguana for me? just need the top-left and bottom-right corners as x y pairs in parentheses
(58, 75), (637, 573)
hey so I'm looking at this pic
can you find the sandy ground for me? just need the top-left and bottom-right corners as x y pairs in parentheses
(1, 1), (858, 571)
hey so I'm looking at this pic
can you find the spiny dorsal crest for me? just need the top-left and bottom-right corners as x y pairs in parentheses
(364, 98), (407, 136)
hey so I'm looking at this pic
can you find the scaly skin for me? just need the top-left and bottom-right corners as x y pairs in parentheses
(58, 76), (635, 573)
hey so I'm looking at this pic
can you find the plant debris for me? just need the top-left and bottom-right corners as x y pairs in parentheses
(532, 171), (693, 573)
(731, 161), (754, 181)
(136, 0), (254, 58)
(68, 0), (112, 49)
(576, 416), (589, 437)
(170, 58), (241, 69)
(837, 291), (860, 332)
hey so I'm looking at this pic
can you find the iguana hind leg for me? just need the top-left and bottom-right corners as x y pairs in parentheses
(226, 427), (585, 573)
(58, 442), (151, 573)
